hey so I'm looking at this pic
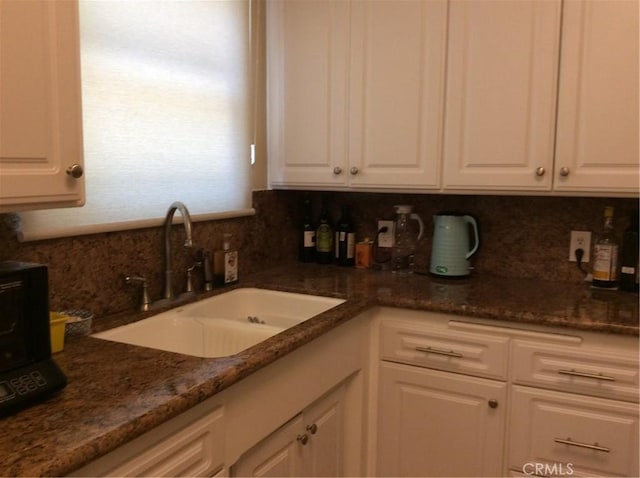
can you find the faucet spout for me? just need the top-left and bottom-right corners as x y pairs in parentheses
(163, 201), (193, 299)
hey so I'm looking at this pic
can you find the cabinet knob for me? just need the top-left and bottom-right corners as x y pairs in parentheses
(296, 434), (309, 445)
(350, 166), (359, 175)
(559, 167), (570, 177)
(535, 167), (545, 177)
(333, 166), (343, 175)
(488, 399), (498, 409)
(66, 163), (84, 179)
(306, 423), (318, 435)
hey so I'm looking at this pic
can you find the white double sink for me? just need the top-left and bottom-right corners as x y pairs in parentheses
(92, 288), (345, 358)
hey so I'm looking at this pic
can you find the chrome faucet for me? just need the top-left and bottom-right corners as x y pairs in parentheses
(163, 201), (193, 300)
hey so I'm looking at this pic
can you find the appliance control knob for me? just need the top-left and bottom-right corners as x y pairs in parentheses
(66, 163), (84, 179)
(297, 434), (309, 445)
(559, 167), (570, 177)
(488, 399), (499, 409)
(535, 167), (545, 177)
(333, 167), (343, 175)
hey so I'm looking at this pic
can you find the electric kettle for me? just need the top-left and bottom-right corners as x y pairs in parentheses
(429, 212), (479, 277)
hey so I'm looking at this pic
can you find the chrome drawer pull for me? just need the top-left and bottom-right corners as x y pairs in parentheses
(558, 369), (615, 381)
(554, 437), (610, 453)
(415, 346), (463, 358)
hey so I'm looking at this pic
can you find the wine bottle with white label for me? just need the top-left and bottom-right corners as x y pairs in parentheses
(316, 199), (333, 264)
(335, 205), (355, 267)
(592, 206), (619, 289)
(299, 197), (315, 263)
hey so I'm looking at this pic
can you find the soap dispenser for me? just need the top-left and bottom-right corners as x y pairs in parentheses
(214, 233), (238, 286)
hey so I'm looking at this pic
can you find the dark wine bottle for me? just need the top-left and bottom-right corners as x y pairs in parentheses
(620, 210), (639, 292)
(315, 199), (333, 264)
(335, 205), (355, 266)
(299, 197), (315, 262)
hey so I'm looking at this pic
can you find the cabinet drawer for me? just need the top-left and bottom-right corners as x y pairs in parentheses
(512, 339), (639, 403)
(380, 320), (509, 380)
(509, 386), (639, 477)
(108, 407), (225, 477)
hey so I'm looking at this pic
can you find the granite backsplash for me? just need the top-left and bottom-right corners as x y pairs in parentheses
(0, 190), (637, 319)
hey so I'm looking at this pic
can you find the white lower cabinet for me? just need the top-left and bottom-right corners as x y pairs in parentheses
(71, 312), (370, 477)
(508, 386), (639, 477)
(511, 339), (639, 403)
(371, 307), (639, 478)
(507, 336), (640, 477)
(104, 407), (225, 477)
(376, 311), (510, 477)
(230, 414), (303, 477)
(231, 383), (345, 477)
(71, 403), (227, 477)
(71, 307), (639, 478)
(377, 362), (506, 477)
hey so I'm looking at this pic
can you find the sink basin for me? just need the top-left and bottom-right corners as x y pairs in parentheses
(92, 288), (345, 358)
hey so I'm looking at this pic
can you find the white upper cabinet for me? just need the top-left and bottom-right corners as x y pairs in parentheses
(267, 0), (350, 188)
(554, 0), (639, 194)
(442, 0), (562, 191)
(347, 0), (446, 189)
(0, 0), (85, 212)
(267, 0), (639, 196)
(267, 0), (447, 190)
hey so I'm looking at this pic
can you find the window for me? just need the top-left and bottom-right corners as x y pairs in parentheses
(20, 0), (256, 241)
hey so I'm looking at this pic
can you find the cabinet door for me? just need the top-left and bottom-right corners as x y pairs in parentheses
(442, 0), (561, 191)
(509, 385), (639, 477)
(0, 0), (85, 212)
(347, 0), (446, 189)
(377, 362), (507, 477)
(299, 383), (345, 477)
(231, 383), (346, 478)
(231, 415), (304, 477)
(266, 0), (349, 188)
(554, 0), (639, 194)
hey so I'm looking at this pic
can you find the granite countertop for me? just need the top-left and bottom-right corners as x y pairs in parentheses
(1, 263), (638, 476)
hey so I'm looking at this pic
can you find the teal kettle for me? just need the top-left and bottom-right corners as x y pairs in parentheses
(429, 212), (479, 277)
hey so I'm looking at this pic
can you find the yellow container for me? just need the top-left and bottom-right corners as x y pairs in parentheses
(49, 312), (69, 353)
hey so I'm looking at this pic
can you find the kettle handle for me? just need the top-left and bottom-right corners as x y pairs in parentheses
(410, 213), (424, 240)
(464, 215), (479, 259)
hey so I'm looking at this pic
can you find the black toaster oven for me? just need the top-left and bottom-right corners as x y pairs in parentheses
(0, 261), (66, 416)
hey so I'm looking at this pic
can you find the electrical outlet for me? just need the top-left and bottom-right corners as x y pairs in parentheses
(377, 220), (395, 247)
(569, 230), (592, 262)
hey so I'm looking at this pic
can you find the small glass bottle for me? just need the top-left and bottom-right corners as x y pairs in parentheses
(592, 206), (619, 289)
(214, 233), (238, 286)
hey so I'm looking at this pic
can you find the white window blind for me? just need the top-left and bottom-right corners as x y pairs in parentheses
(19, 0), (255, 241)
